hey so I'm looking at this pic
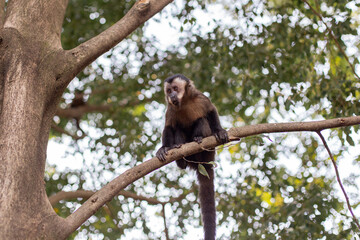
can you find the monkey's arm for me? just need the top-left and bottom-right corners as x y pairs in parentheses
(156, 126), (174, 161)
(191, 117), (211, 143)
(206, 109), (229, 144)
(156, 125), (185, 162)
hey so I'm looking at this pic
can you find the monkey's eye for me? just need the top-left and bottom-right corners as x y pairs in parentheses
(173, 86), (178, 91)
(167, 89), (171, 94)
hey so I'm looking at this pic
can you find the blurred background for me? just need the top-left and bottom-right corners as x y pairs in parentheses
(47, 0), (360, 239)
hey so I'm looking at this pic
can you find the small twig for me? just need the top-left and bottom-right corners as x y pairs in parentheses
(214, 141), (241, 151)
(316, 131), (360, 231)
(51, 122), (86, 140)
(302, 0), (360, 80)
(161, 204), (170, 240)
(182, 156), (214, 166)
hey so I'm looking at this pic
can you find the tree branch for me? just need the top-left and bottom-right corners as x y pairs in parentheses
(301, 0), (360, 80)
(49, 189), (165, 206)
(55, 104), (111, 119)
(49, 188), (190, 207)
(51, 122), (85, 140)
(316, 131), (360, 231)
(162, 204), (170, 240)
(59, 115), (360, 238)
(59, 0), (173, 85)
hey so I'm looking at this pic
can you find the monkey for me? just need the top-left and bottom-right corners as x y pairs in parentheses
(156, 74), (228, 240)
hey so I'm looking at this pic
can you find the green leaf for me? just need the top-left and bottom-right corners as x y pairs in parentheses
(198, 164), (210, 179)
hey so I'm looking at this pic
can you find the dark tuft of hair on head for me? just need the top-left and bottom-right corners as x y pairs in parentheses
(164, 74), (190, 83)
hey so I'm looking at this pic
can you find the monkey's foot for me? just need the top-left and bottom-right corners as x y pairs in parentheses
(193, 136), (203, 144)
(214, 129), (229, 144)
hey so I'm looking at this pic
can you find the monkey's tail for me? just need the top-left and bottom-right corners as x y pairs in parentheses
(197, 167), (216, 240)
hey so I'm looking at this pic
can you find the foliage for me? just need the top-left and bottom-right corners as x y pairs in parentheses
(47, 0), (360, 239)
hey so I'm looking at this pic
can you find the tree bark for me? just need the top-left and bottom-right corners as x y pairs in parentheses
(0, 0), (5, 27)
(0, 0), (173, 239)
(0, 0), (69, 237)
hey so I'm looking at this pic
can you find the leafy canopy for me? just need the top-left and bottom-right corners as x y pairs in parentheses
(47, 0), (360, 239)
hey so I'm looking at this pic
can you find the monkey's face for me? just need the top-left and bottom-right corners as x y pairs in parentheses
(164, 78), (187, 108)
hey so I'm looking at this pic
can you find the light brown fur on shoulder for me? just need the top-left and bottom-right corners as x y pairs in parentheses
(166, 92), (214, 128)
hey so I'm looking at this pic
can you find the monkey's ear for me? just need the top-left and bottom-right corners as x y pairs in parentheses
(188, 80), (195, 89)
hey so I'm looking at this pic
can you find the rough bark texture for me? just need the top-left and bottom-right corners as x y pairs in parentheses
(0, 0), (173, 239)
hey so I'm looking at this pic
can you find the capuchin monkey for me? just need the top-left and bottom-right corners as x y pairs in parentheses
(156, 74), (228, 240)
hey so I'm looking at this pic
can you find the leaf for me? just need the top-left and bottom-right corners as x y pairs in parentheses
(198, 164), (210, 179)
(346, 134), (355, 146)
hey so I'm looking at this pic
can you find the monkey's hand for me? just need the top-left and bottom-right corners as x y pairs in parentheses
(156, 146), (169, 162)
(156, 144), (182, 162)
(214, 129), (229, 144)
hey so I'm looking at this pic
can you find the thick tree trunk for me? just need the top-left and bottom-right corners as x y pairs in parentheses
(0, 0), (173, 238)
(0, 1), (68, 238)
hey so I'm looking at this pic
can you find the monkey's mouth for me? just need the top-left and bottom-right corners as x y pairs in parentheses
(170, 98), (179, 106)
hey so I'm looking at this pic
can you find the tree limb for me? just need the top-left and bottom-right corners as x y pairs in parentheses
(162, 204), (170, 240)
(316, 131), (360, 231)
(49, 188), (190, 207)
(59, 0), (173, 86)
(49, 189), (164, 206)
(59, 115), (360, 238)
(51, 122), (85, 140)
(55, 104), (111, 119)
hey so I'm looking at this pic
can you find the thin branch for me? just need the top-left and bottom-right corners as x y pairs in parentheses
(316, 131), (360, 231)
(58, 0), (173, 85)
(162, 204), (170, 240)
(55, 104), (111, 119)
(302, 0), (360, 80)
(49, 189), (189, 207)
(60, 115), (360, 238)
(51, 122), (85, 140)
(49, 190), (94, 206)
(55, 98), (151, 119)
(49, 189), (165, 206)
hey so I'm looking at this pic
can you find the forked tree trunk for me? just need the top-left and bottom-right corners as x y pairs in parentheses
(0, 0), (173, 238)
(0, 1), (69, 238)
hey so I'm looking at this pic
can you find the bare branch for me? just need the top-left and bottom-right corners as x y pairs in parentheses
(49, 189), (165, 207)
(55, 104), (111, 119)
(162, 205), (170, 240)
(302, 0), (360, 80)
(59, 116), (360, 237)
(51, 122), (85, 140)
(59, 0), (173, 85)
(316, 131), (360, 231)
(49, 190), (94, 206)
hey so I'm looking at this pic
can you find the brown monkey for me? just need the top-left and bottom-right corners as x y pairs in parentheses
(156, 74), (228, 240)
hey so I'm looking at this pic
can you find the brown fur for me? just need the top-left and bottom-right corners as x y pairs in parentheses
(157, 74), (228, 240)
(165, 81), (215, 128)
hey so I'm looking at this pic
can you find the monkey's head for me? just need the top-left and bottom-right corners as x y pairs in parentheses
(164, 74), (193, 108)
